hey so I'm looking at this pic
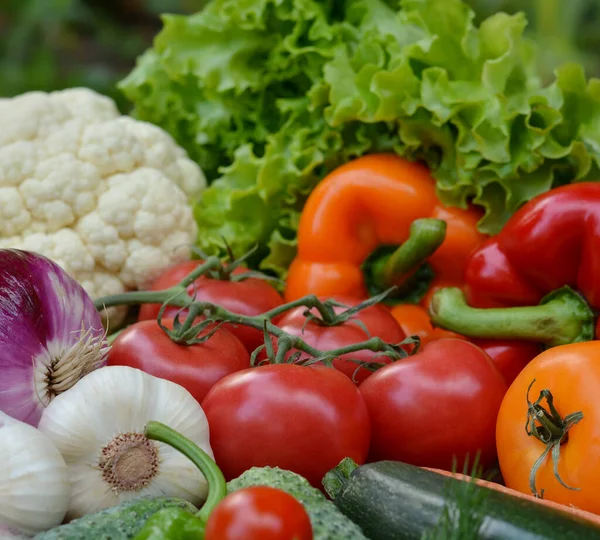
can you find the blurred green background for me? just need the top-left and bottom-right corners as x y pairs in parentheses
(1, 0), (599, 111)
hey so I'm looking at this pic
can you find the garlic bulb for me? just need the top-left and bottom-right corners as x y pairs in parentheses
(37, 366), (214, 520)
(0, 411), (70, 537)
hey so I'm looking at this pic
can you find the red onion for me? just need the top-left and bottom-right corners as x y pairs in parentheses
(0, 249), (108, 426)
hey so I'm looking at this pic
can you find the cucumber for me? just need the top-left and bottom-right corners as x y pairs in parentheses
(323, 459), (600, 540)
(227, 466), (370, 539)
(33, 497), (197, 540)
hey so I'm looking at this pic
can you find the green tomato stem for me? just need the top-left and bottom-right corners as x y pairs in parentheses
(144, 421), (227, 523)
(525, 381), (584, 498)
(95, 290), (411, 365)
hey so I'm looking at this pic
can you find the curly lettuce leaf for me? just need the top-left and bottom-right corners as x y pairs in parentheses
(119, 0), (600, 277)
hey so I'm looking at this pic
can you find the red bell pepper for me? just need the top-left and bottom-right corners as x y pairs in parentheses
(430, 183), (598, 348)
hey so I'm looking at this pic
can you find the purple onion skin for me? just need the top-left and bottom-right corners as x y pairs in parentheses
(0, 249), (106, 426)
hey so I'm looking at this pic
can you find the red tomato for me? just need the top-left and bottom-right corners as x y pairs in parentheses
(269, 296), (406, 384)
(359, 339), (507, 471)
(472, 339), (540, 386)
(205, 487), (313, 540)
(201, 364), (371, 487)
(138, 261), (284, 353)
(107, 318), (250, 403)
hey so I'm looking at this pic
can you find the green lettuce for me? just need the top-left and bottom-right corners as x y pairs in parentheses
(119, 0), (600, 277)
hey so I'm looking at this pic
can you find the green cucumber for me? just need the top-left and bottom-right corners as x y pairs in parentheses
(33, 497), (197, 540)
(227, 466), (370, 539)
(323, 459), (600, 540)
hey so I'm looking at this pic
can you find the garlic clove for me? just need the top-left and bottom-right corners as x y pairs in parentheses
(0, 412), (70, 536)
(37, 365), (214, 520)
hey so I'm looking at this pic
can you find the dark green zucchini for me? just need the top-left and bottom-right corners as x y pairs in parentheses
(323, 459), (600, 540)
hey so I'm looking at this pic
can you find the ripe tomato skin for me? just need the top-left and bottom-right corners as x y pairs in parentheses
(107, 318), (250, 404)
(201, 364), (371, 487)
(205, 487), (313, 540)
(359, 339), (507, 471)
(496, 342), (600, 514)
(473, 339), (540, 386)
(138, 261), (284, 353)
(271, 296), (406, 384)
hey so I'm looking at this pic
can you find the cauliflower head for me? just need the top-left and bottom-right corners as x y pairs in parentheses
(0, 88), (206, 324)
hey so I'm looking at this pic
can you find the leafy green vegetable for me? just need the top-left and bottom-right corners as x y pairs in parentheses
(120, 0), (600, 276)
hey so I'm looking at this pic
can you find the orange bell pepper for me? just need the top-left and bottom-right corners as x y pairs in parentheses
(285, 154), (486, 309)
(389, 304), (462, 346)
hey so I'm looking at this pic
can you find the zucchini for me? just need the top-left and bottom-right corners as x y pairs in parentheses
(323, 459), (600, 540)
(33, 497), (196, 540)
(227, 466), (370, 539)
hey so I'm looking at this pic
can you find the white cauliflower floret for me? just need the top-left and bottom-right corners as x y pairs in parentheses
(0, 88), (207, 325)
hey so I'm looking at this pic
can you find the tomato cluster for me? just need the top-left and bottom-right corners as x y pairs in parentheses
(108, 261), (517, 493)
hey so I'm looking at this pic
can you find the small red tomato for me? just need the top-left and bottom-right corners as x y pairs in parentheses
(108, 318), (250, 403)
(472, 339), (540, 386)
(138, 260), (284, 353)
(270, 295), (405, 383)
(205, 487), (313, 540)
(359, 338), (507, 471)
(202, 364), (371, 487)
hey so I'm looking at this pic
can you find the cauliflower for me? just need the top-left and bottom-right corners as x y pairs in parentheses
(0, 88), (206, 324)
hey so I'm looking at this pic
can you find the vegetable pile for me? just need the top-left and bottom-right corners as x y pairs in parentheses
(5, 0), (600, 539)
(120, 0), (600, 275)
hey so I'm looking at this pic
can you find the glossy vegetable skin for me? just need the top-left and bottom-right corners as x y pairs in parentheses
(323, 460), (600, 540)
(271, 296), (405, 383)
(359, 339), (507, 470)
(432, 184), (600, 348)
(285, 154), (485, 302)
(465, 183), (600, 310)
(474, 339), (540, 386)
(107, 318), (250, 403)
(390, 304), (538, 385)
(205, 486), (313, 540)
(496, 342), (600, 514)
(201, 364), (371, 488)
(138, 260), (284, 352)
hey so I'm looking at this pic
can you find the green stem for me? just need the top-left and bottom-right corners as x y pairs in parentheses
(525, 381), (584, 498)
(97, 293), (411, 364)
(369, 218), (446, 293)
(94, 288), (191, 311)
(429, 286), (594, 348)
(144, 421), (227, 523)
(94, 265), (413, 363)
(322, 457), (359, 500)
(180, 257), (223, 287)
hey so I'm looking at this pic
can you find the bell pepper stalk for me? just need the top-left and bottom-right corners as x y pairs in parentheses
(95, 277), (417, 369)
(363, 218), (447, 301)
(133, 421), (227, 539)
(430, 183), (600, 348)
(430, 287), (594, 348)
(284, 154), (486, 305)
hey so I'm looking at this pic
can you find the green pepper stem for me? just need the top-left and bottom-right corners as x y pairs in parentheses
(144, 421), (227, 523)
(370, 218), (446, 292)
(429, 286), (594, 348)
